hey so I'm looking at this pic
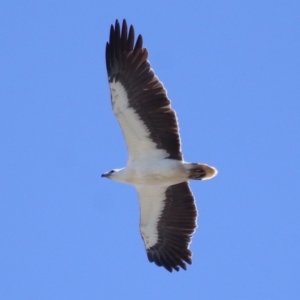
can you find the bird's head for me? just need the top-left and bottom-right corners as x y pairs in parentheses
(101, 169), (116, 179)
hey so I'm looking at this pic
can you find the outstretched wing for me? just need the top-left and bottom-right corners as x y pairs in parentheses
(136, 182), (197, 272)
(106, 20), (183, 162)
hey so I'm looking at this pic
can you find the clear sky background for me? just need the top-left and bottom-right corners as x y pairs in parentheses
(1, 1), (299, 299)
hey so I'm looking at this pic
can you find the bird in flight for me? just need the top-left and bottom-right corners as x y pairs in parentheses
(102, 19), (217, 272)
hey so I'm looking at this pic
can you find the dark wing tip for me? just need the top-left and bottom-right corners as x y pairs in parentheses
(133, 34), (143, 53)
(106, 19), (145, 80)
(146, 246), (192, 272)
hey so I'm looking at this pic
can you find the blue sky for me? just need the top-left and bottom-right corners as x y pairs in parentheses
(1, 1), (300, 299)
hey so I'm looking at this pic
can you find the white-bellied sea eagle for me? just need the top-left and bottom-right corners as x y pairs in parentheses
(102, 19), (217, 272)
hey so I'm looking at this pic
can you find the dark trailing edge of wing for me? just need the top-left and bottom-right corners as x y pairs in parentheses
(106, 19), (183, 161)
(146, 182), (197, 272)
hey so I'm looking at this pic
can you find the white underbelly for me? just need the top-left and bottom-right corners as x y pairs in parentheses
(123, 159), (187, 186)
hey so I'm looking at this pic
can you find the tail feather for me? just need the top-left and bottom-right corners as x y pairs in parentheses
(187, 163), (218, 180)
